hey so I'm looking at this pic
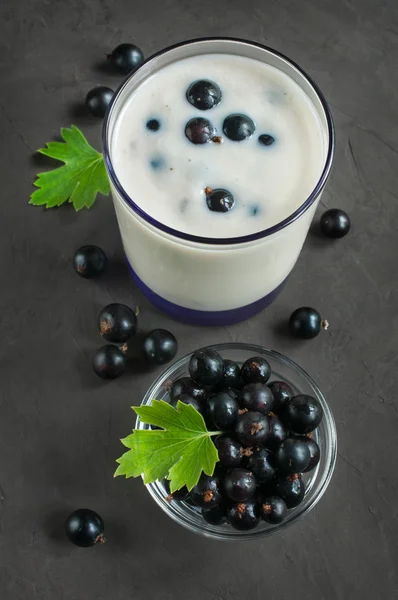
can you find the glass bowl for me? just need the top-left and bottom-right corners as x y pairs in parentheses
(136, 343), (337, 540)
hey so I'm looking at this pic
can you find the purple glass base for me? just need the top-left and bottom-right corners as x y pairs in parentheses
(128, 261), (286, 326)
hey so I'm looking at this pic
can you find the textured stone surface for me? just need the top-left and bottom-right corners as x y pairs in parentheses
(0, 0), (397, 598)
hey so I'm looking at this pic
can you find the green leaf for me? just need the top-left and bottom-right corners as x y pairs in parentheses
(30, 125), (110, 210)
(115, 400), (220, 493)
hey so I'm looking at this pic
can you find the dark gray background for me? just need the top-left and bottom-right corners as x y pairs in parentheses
(1, 0), (397, 598)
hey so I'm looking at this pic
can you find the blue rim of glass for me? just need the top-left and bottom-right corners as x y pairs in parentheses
(102, 37), (335, 246)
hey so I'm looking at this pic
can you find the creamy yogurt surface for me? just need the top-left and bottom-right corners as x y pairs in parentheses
(111, 53), (326, 238)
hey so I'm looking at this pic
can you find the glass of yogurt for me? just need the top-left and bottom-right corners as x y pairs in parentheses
(103, 38), (334, 326)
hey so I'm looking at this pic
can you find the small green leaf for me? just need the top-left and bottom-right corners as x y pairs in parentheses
(115, 400), (220, 492)
(30, 125), (110, 211)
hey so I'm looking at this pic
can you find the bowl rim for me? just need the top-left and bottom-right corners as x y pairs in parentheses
(137, 343), (337, 540)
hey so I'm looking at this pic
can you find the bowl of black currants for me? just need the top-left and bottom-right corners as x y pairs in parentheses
(137, 343), (337, 540)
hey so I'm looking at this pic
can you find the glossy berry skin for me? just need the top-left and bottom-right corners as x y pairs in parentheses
(186, 79), (222, 110)
(289, 307), (325, 339)
(202, 504), (227, 525)
(169, 393), (204, 416)
(267, 414), (288, 449)
(245, 447), (276, 483)
(320, 208), (350, 238)
(268, 381), (294, 414)
(275, 438), (311, 474)
(143, 329), (177, 365)
(260, 496), (287, 524)
(221, 360), (241, 389)
(93, 345), (127, 379)
(170, 377), (208, 405)
(258, 134), (275, 146)
(223, 114), (255, 141)
(206, 188), (235, 213)
(65, 509), (105, 547)
(108, 43), (144, 73)
(85, 87), (113, 118)
(241, 357), (271, 384)
(190, 474), (222, 509)
(299, 436), (321, 472)
(235, 411), (270, 446)
(241, 383), (274, 415)
(215, 435), (243, 467)
(189, 348), (224, 386)
(227, 501), (259, 530)
(163, 479), (190, 501)
(73, 245), (107, 278)
(207, 391), (239, 430)
(185, 118), (215, 144)
(223, 468), (257, 502)
(274, 474), (305, 508)
(98, 303), (137, 343)
(284, 394), (324, 434)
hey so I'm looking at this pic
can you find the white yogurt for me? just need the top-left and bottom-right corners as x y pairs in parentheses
(106, 41), (332, 319)
(111, 54), (326, 238)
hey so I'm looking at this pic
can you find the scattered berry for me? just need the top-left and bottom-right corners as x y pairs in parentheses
(98, 303), (137, 343)
(108, 43), (144, 74)
(267, 414), (288, 449)
(215, 435), (244, 467)
(274, 473), (305, 508)
(190, 474), (222, 508)
(223, 114), (255, 141)
(289, 307), (328, 339)
(284, 394), (324, 434)
(258, 134), (275, 146)
(146, 118), (160, 132)
(320, 208), (350, 238)
(227, 501), (259, 530)
(207, 391), (239, 430)
(170, 377), (208, 404)
(241, 356), (271, 384)
(85, 86), (114, 118)
(268, 381), (293, 414)
(240, 383), (274, 415)
(221, 360), (242, 389)
(245, 447), (276, 483)
(275, 438), (311, 474)
(143, 329), (177, 365)
(235, 410), (270, 446)
(65, 509), (105, 547)
(205, 188), (235, 213)
(202, 504), (227, 525)
(186, 80), (222, 110)
(189, 348), (224, 386)
(185, 118), (215, 144)
(93, 344), (127, 379)
(73, 245), (107, 279)
(260, 496), (287, 524)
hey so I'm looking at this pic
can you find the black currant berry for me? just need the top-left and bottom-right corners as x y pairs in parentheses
(320, 208), (350, 238)
(274, 474), (305, 508)
(65, 509), (105, 547)
(268, 381), (294, 414)
(289, 307), (328, 340)
(185, 118), (215, 144)
(207, 391), (239, 430)
(98, 303), (137, 343)
(215, 435), (244, 468)
(223, 468), (257, 502)
(108, 43), (144, 73)
(227, 501), (259, 530)
(142, 329), (177, 365)
(245, 447), (276, 483)
(163, 479), (190, 501)
(275, 438), (311, 474)
(189, 348), (224, 386)
(186, 80), (222, 110)
(73, 245), (107, 278)
(93, 345), (127, 380)
(260, 496), (287, 524)
(223, 114), (255, 141)
(241, 357), (271, 384)
(202, 504), (227, 525)
(190, 474), (222, 509)
(85, 87), (114, 118)
(235, 411), (270, 446)
(240, 383), (274, 415)
(284, 394), (324, 434)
